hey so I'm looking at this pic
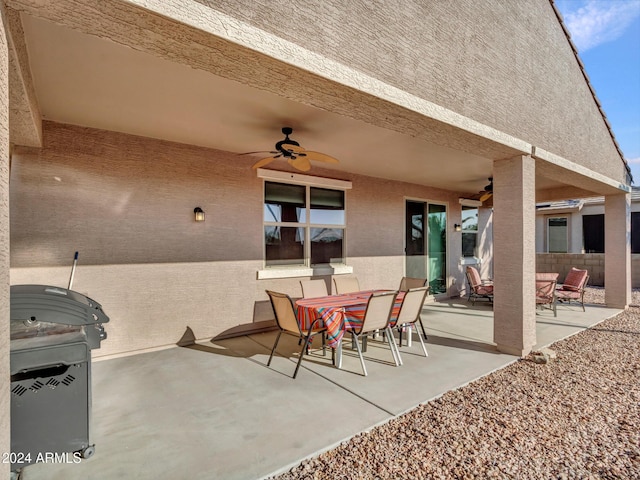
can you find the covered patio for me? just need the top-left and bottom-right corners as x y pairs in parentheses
(21, 299), (622, 480)
(1, 2), (633, 477)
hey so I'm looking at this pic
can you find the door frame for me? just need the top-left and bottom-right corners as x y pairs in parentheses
(404, 197), (450, 299)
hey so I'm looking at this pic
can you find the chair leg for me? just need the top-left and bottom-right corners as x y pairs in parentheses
(293, 334), (313, 379)
(335, 338), (343, 369)
(386, 326), (402, 366)
(415, 324), (428, 357)
(352, 332), (368, 376)
(418, 318), (428, 341)
(267, 331), (283, 367)
(386, 327), (399, 363)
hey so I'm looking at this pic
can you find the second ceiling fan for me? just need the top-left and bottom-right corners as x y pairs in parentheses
(479, 177), (493, 202)
(245, 127), (339, 172)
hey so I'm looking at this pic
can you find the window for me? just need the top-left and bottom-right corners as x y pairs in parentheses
(264, 181), (345, 267)
(632, 212), (640, 254)
(583, 214), (604, 253)
(547, 217), (568, 253)
(461, 205), (478, 257)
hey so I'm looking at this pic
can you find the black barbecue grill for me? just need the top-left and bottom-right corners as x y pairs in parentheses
(9, 284), (109, 475)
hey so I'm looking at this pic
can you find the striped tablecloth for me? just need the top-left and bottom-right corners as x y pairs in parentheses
(295, 290), (404, 348)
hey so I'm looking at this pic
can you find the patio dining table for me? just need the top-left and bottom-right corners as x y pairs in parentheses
(295, 289), (405, 349)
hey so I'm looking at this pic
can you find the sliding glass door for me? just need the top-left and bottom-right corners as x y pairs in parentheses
(405, 200), (447, 295)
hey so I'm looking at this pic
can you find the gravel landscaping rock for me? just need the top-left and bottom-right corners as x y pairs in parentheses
(273, 287), (640, 479)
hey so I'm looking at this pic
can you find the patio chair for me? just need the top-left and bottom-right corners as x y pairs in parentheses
(300, 279), (329, 299)
(391, 286), (430, 357)
(465, 266), (494, 305)
(535, 273), (558, 317)
(265, 290), (328, 379)
(555, 267), (589, 312)
(333, 276), (360, 294)
(348, 291), (401, 376)
(398, 277), (428, 292)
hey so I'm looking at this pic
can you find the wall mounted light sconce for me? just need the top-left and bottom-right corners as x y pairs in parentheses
(194, 207), (205, 222)
(454, 224), (462, 232)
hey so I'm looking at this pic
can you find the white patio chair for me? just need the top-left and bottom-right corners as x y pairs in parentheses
(265, 290), (328, 379)
(300, 279), (329, 299)
(398, 277), (428, 292)
(333, 276), (360, 294)
(348, 291), (400, 376)
(392, 286), (430, 357)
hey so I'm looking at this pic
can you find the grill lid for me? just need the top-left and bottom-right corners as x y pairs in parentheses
(10, 285), (110, 343)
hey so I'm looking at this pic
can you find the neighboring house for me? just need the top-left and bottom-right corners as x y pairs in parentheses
(0, 1), (633, 468)
(536, 187), (640, 255)
(535, 187), (640, 287)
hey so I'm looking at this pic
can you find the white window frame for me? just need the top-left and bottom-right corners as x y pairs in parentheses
(257, 169), (353, 279)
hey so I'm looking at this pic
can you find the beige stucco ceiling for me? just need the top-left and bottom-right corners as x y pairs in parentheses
(18, 13), (567, 196)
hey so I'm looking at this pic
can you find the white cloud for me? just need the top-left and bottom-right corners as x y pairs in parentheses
(561, 0), (640, 52)
(627, 156), (640, 164)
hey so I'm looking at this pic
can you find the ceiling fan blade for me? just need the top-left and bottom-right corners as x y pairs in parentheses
(479, 191), (493, 202)
(304, 151), (339, 164)
(240, 150), (278, 156)
(252, 156), (280, 169)
(288, 157), (311, 172)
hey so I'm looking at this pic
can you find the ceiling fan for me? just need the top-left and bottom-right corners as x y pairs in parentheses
(243, 127), (339, 172)
(479, 177), (493, 202)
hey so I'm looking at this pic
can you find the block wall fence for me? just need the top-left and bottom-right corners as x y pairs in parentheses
(536, 253), (640, 288)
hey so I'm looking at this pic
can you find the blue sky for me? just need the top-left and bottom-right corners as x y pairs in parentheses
(554, 0), (640, 183)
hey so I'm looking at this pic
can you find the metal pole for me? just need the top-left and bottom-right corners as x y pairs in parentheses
(68, 251), (79, 290)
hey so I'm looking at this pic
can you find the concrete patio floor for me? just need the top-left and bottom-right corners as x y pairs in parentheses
(20, 299), (621, 480)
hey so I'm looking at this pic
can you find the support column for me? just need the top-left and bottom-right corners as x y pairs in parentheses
(0, 5), (11, 479)
(493, 155), (537, 356)
(604, 193), (631, 308)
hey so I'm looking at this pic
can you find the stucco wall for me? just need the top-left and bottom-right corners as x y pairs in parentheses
(195, 0), (626, 184)
(1, 4), (11, 477)
(10, 122), (480, 357)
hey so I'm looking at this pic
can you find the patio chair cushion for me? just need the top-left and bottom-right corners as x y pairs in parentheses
(475, 285), (494, 295)
(466, 266), (482, 287)
(561, 268), (588, 292)
(555, 289), (580, 300)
